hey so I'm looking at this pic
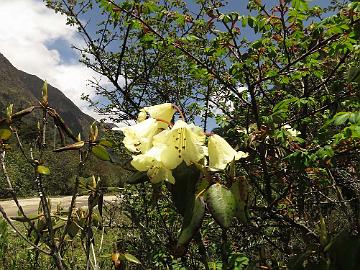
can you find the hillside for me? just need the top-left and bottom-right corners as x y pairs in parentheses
(0, 52), (94, 134)
(0, 53), (127, 198)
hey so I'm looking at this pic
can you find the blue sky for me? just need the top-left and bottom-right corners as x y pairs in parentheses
(0, 0), (104, 119)
(0, 0), (331, 125)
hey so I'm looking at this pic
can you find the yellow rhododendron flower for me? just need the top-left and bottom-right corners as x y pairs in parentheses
(121, 118), (159, 153)
(152, 120), (206, 169)
(123, 103), (250, 181)
(143, 103), (176, 128)
(208, 134), (248, 171)
(131, 144), (175, 184)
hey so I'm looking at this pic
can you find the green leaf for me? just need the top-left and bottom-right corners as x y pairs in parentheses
(41, 81), (48, 105)
(315, 145), (334, 160)
(119, 253), (141, 264)
(206, 183), (236, 229)
(349, 112), (360, 124)
(66, 221), (81, 238)
(220, 14), (231, 23)
(126, 171), (149, 184)
(347, 67), (360, 83)
(177, 196), (205, 246)
(333, 112), (350, 126)
(291, 0), (309, 10)
(230, 178), (249, 223)
(91, 145), (110, 161)
(175, 14), (186, 26)
(328, 231), (360, 270)
(248, 16), (255, 28)
(37, 165), (50, 175)
(185, 34), (200, 42)
(6, 104), (13, 121)
(0, 128), (12, 141)
(53, 220), (66, 230)
(273, 97), (298, 113)
(143, 1), (159, 14)
(229, 253), (249, 270)
(170, 163), (200, 216)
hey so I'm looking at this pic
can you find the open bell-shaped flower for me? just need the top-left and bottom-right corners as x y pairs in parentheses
(143, 103), (176, 128)
(131, 144), (175, 184)
(208, 134), (248, 171)
(121, 118), (159, 153)
(152, 120), (206, 169)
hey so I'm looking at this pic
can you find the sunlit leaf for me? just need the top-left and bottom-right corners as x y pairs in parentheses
(0, 129), (12, 141)
(119, 253), (141, 264)
(92, 145), (110, 161)
(206, 183), (236, 229)
(37, 165), (51, 175)
(177, 196), (205, 247)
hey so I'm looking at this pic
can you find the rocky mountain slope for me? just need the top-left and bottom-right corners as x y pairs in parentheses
(0, 52), (94, 134)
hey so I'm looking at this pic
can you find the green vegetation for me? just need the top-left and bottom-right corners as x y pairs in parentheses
(0, 0), (360, 269)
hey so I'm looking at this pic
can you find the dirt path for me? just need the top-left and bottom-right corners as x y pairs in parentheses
(0, 195), (118, 217)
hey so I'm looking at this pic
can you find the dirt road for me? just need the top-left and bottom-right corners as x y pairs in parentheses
(0, 195), (118, 217)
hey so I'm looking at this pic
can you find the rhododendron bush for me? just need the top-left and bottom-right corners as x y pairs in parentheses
(120, 103), (249, 253)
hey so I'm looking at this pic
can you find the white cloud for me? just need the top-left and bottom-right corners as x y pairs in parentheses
(0, 0), (104, 120)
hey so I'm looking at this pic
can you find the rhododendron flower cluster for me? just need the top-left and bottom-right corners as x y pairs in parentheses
(121, 103), (248, 184)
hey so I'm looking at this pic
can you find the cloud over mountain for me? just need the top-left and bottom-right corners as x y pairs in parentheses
(0, 0), (103, 119)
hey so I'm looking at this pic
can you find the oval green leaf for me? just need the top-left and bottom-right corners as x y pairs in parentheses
(177, 196), (205, 246)
(334, 112), (350, 126)
(119, 253), (141, 264)
(37, 165), (51, 175)
(230, 178), (249, 224)
(91, 145), (110, 161)
(206, 183), (236, 229)
(0, 128), (12, 141)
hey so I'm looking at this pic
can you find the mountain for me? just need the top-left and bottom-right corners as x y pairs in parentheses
(0, 52), (94, 135)
(0, 53), (127, 198)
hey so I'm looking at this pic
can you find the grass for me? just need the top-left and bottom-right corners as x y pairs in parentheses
(0, 201), (124, 270)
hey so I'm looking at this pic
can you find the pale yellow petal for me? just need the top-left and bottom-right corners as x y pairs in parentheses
(148, 166), (175, 184)
(283, 124), (301, 137)
(164, 169), (175, 184)
(131, 144), (175, 184)
(121, 118), (159, 153)
(152, 131), (182, 169)
(131, 154), (153, 171)
(137, 109), (147, 122)
(188, 123), (206, 143)
(235, 151), (249, 160)
(208, 134), (247, 171)
(153, 120), (205, 168)
(172, 119), (187, 129)
(160, 146), (183, 169)
(182, 128), (206, 166)
(144, 103), (176, 128)
(152, 129), (171, 145)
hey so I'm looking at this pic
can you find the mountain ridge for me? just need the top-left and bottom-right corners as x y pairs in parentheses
(0, 52), (94, 135)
